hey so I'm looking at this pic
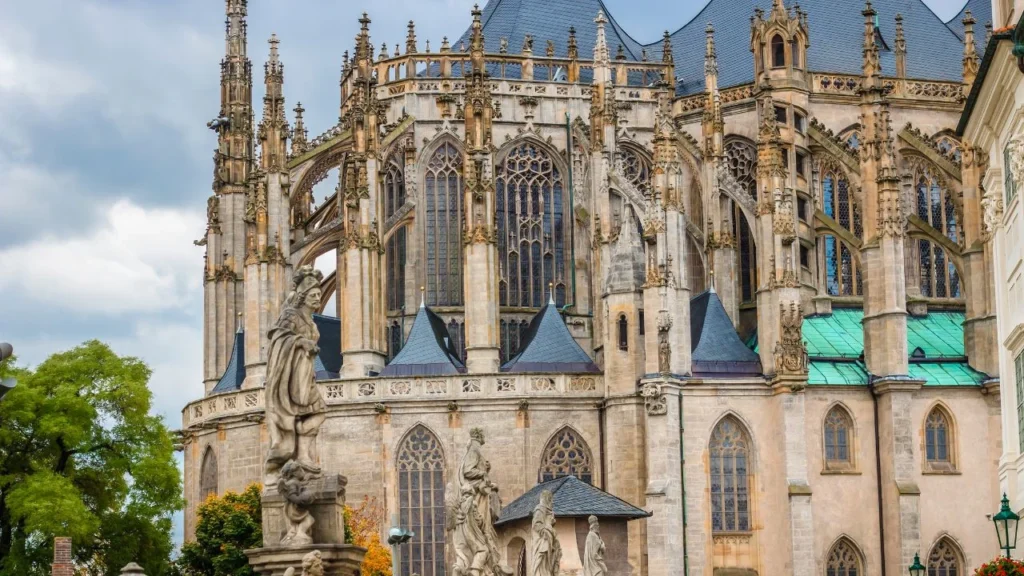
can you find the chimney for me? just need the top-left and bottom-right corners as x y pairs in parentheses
(51, 538), (73, 576)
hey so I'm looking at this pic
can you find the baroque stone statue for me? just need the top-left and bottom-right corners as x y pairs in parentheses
(531, 489), (561, 576)
(583, 515), (607, 576)
(283, 550), (324, 576)
(278, 460), (317, 546)
(265, 265), (327, 477)
(450, 428), (512, 576)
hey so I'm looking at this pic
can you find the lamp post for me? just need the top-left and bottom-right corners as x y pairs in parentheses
(0, 343), (16, 400)
(908, 553), (925, 576)
(994, 493), (1021, 557)
(387, 514), (414, 576)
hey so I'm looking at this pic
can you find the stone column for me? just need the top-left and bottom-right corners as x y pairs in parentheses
(642, 379), (685, 576)
(777, 383), (814, 576)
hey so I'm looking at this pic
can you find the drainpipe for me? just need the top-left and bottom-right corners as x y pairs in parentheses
(872, 386), (887, 576)
(679, 392), (689, 576)
(562, 111), (577, 314)
(598, 399), (607, 491)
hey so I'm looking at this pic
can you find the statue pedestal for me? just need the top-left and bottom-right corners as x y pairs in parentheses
(261, 473), (348, 547)
(245, 545), (366, 576)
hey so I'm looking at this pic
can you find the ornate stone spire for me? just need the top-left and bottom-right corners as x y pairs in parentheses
(406, 20), (417, 54)
(661, 30), (673, 64)
(441, 36), (451, 52)
(568, 26), (578, 60)
(469, 4), (485, 59)
(594, 11), (609, 66)
(962, 10), (980, 85)
(704, 23), (718, 82)
(291, 102), (307, 156)
(259, 34), (288, 171)
(894, 14), (906, 79)
(862, 1), (880, 79)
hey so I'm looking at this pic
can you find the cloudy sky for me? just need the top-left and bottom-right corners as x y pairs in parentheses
(0, 0), (970, 547)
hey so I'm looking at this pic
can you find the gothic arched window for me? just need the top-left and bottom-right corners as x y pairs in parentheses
(496, 141), (567, 309)
(710, 417), (752, 532)
(499, 318), (530, 364)
(771, 34), (786, 68)
(819, 164), (862, 296)
(927, 537), (964, 576)
(447, 318), (466, 362)
(725, 139), (758, 303)
(933, 134), (963, 164)
(200, 447), (218, 501)
(619, 145), (652, 195)
(397, 425), (446, 576)
(824, 406), (854, 470)
(617, 315), (629, 351)
(925, 407), (956, 471)
(538, 427), (594, 484)
(826, 538), (863, 576)
(913, 163), (961, 298)
(385, 157), (407, 312)
(424, 142), (464, 306)
(388, 320), (403, 361)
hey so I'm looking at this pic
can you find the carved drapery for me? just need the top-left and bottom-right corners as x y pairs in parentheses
(710, 417), (751, 532)
(538, 428), (594, 484)
(496, 141), (567, 308)
(424, 142), (464, 306)
(397, 425), (446, 576)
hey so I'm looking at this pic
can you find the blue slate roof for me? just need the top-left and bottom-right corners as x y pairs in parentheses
(496, 475), (650, 525)
(459, 0), (972, 95)
(379, 300), (466, 377)
(691, 287), (763, 377)
(501, 297), (600, 373)
(211, 328), (246, 395)
(946, 0), (991, 58)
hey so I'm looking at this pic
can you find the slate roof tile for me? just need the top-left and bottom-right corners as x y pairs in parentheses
(380, 301), (466, 377)
(496, 475), (650, 525)
(501, 298), (600, 373)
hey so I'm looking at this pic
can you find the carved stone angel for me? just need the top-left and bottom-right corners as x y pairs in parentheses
(583, 516), (607, 576)
(283, 550), (324, 576)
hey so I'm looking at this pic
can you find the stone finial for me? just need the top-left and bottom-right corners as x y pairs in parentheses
(705, 23), (718, 79)
(120, 563), (146, 576)
(523, 34), (534, 54)
(641, 48), (648, 62)
(963, 10), (980, 85)
(662, 30), (673, 64)
(616, 44), (625, 60)
(406, 20), (417, 54)
(568, 26), (578, 60)
(594, 11), (609, 64)
(268, 34), (280, 63)
(425, 39), (431, 52)
(861, 0), (880, 78)
(441, 36), (451, 52)
(546, 39), (555, 57)
(499, 37), (509, 53)
(894, 13), (906, 78)
(378, 40), (388, 61)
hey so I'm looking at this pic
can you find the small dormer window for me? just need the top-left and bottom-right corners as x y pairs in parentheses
(771, 35), (786, 68)
(912, 347), (926, 359)
(791, 39), (802, 69)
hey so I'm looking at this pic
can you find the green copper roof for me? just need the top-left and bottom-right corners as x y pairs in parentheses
(808, 361), (869, 386)
(803, 308), (864, 359)
(908, 361), (987, 385)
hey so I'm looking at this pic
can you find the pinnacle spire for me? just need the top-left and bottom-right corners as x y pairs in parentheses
(594, 11), (609, 65)
(406, 20), (418, 54)
(704, 23), (718, 80)
(962, 10), (979, 85)
(862, 0), (880, 79)
(894, 14), (906, 78)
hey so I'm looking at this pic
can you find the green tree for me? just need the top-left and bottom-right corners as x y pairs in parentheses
(175, 484), (263, 576)
(0, 340), (182, 576)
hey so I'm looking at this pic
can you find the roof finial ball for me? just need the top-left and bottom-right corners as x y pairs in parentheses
(549, 282), (555, 306)
(420, 285), (426, 308)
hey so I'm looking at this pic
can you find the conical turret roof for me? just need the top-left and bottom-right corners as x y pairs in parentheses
(501, 295), (599, 373)
(380, 297), (466, 377)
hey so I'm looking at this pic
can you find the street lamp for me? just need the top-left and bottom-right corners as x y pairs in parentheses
(994, 493), (1021, 557)
(387, 515), (414, 576)
(0, 343), (16, 400)
(908, 553), (925, 576)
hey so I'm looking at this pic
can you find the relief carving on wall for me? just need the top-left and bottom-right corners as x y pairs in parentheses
(773, 301), (808, 377)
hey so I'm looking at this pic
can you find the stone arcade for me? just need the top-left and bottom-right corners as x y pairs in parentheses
(182, 0), (1007, 574)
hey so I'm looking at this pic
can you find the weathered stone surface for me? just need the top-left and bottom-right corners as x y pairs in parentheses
(262, 474), (347, 548)
(246, 544), (366, 576)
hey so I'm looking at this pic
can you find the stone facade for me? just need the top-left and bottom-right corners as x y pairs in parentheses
(182, 0), (1009, 574)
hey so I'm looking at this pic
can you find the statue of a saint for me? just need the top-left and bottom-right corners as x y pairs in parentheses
(583, 515), (607, 576)
(531, 490), (561, 576)
(451, 429), (511, 576)
(278, 460), (317, 546)
(283, 550), (324, 576)
(265, 265), (327, 477)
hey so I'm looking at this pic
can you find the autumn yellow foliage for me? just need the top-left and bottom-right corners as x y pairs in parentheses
(344, 496), (393, 576)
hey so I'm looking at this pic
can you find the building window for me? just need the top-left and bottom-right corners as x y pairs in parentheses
(826, 538), (863, 576)
(387, 227), (407, 312)
(913, 163), (961, 298)
(619, 145), (653, 196)
(447, 318), (466, 362)
(397, 425), (446, 576)
(500, 318), (530, 364)
(927, 537), (964, 576)
(388, 321), (404, 361)
(771, 34), (786, 68)
(200, 447), (218, 501)
(639, 309), (645, 336)
(496, 141), (567, 309)
(710, 417), (751, 532)
(774, 105), (788, 125)
(933, 134), (962, 164)
(795, 112), (807, 133)
(798, 197), (808, 221)
(791, 39), (802, 69)
(725, 139), (758, 304)
(925, 407), (955, 471)
(842, 130), (861, 151)
(819, 163), (862, 296)
(1016, 350), (1024, 453)
(796, 150), (807, 177)
(799, 245), (809, 268)
(538, 427), (594, 484)
(1006, 143), (1018, 204)
(617, 315), (628, 351)
(824, 406), (854, 471)
(424, 142), (464, 306)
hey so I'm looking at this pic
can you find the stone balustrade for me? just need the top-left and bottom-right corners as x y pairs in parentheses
(182, 373), (603, 429)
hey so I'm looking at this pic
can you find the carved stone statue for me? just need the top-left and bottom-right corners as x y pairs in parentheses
(531, 490), (561, 576)
(265, 265), (327, 477)
(283, 550), (324, 576)
(658, 332), (671, 374)
(451, 428), (511, 576)
(278, 460), (317, 546)
(583, 516), (607, 576)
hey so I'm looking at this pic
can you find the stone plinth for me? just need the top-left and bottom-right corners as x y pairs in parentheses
(246, 545), (366, 576)
(261, 473), (347, 547)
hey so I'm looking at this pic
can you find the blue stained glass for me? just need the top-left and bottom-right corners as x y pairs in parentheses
(825, 236), (839, 296)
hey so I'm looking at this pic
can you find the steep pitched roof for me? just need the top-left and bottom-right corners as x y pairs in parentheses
(501, 297), (600, 373)
(379, 299), (466, 377)
(946, 0), (991, 58)
(496, 475), (650, 525)
(690, 287), (763, 377)
(210, 328), (246, 395)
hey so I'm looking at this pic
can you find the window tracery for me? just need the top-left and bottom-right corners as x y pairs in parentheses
(933, 134), (963, 164)
(424, 142), (464, 306)
(710, 417), (751, 532)
(911, 162), (961, 298)
(824, 406), (854, 470)
(725, 140), (758, 198)
(446, 318), (466, 362)
(619, 144), (652, 195)
(538, 427), (594, 484)
(826, 538), (863, 576)
(388, 320), (404, 361)
(387, 227), (407, 312)
(725, 139), (758, 304)
(927, 537), (963, 576)
(819, 163), (862, 296)
(499, 318), (531, 364)
(925, 407), (955, 470)
(397, 425), (446, 576)
(200, 447), (218, 501)
(496, 141), (567, 309)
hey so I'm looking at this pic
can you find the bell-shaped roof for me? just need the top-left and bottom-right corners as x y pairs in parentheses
(379, 298), (466, 377)
(210, 327), (246, 395)
(690, 287), (762, 377)
(501, 295), (599, 373)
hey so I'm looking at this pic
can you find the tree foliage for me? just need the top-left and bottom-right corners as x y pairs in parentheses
(175, 484), (263, 576)
(0, 340), (182, 576)
(344, 496), (392, 576)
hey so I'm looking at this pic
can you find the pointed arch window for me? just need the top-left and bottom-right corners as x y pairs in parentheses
(925, 406), (956, 472)
(913, 163), (961, 298)
(499, 318), (531, 364)
(446, 318), (466, 362)
(819, 164), (862, 296)
(826, 538), (863, 576)
(771, 34), (786, 68)
(388, 321), (404, 361)
(824, 406), (854, 471)
(424, 142), (464, 306)
(538, 428), (594, 484)
(200, 447), (218, 501)
(710, 417), (752, 532)
(385, 156), (407, 312)
(619, 145), (653, 196)
(496, 141), (567, 309)
(927, 537), (964, 576)
(617, 315), (629, 351)
(725, 139), (758, 304)
(397, 425), (446, 576)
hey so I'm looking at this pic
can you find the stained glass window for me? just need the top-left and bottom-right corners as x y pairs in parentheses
(927, 538), (963, 576)
(397, 425), (446, 576)
(710, 417), (751, 532)
(538, 428), (594, 484)
(424, 142), (464, 306)
(925, 407), (954, 470)
(496, 142), (566, 309)
(726, 140), (758, 304)
(385, 158), (407, 312)
(820, 165), (861, 296)
(824, 406), (853, 470)
(826, 538), (863, 576)
(388, 321), (404, 361)
(619, 145), (652, 196)
(913, 164), (961, 298)
(499, 318), (531, 364)
(200, 447), (218, 501)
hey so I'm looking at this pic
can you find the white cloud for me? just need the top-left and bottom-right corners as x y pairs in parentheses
(0, 199), (204, 315)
